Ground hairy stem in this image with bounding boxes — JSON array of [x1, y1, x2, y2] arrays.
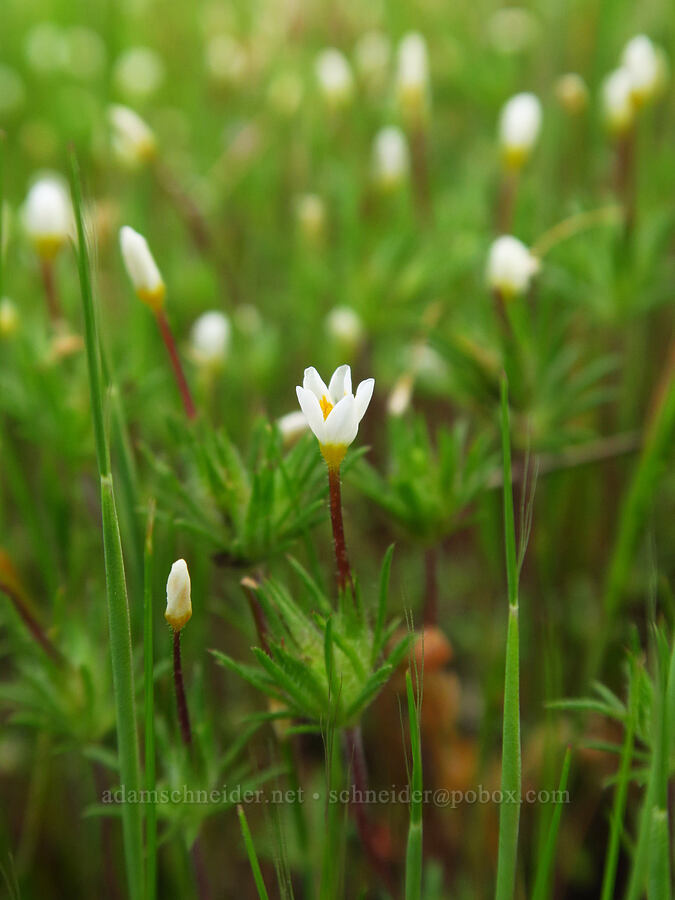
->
[[172, 630, 192, 749], [328, 467, 352, 594]]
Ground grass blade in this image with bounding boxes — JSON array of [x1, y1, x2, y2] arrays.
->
[[144, 500, 157, 900], [238, 804, 270, 900], [531, 747, 572, 900], [404, 669, 423, 900]]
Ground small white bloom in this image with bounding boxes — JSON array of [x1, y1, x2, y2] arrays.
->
[[486, 235, 539, 298], [602, 67, 635, 134], [498, 92, 542, 167], [22, 176, 73, 259], [276, 410, 310, 444], [119, 225, 165, 310], [109, 105, 156, 167], [315, 49, 354, 108], [555, 73, 588, 114], [191, 311, 231, 367], [622, 35, 661, 105], [387, 373, 413, 417], [354, 31, 391, 91], [296, 365, 374, 469], [166, 559, 192, 631], [372, 126, 409, 189], [396, 32, 429, 121], [0, 298, 19, 338], [326, 306, 364, 348]]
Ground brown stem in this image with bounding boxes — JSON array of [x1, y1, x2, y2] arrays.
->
[[155, 309, 197, 420], [343, 726, 398, 897], [410, 125, 431, 223], [172, 631, 192, 749], [190, 841, 212, 900], [0, 580, 63, 664], [241, 576, 270, 654], [496, 169, 519, 234], [614, 128, 636, 239], [328, 467, 352, 594], [39, 258, 62, 322], [422, 546, 438, 626]]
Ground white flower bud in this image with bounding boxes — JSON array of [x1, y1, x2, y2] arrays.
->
[[354, 31, 391, 92], [498, 92, 542, 168], [325, 306, 364, 349], [190, 311, 231, 368], [555, 73, 588, 115], [276, 410, 310, 444], [387, 373, 413, 417], [486, 235, 539, 298], [109, 105, 156, 168], [602, 67, 635, 135], [22, 176, 73, 259], [622, 35, 662, 105], [372, 126, 409, 189], [119, 225, 165, 311], [206, 34, 247, 87], [396, 32, 429, 122], [166, 559, 192, 631], [0, 298, 19, 338], [315, 49, 354, 108], [295, 193, 326, 244]]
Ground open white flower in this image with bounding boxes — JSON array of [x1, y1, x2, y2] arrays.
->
[[166, 559, 192, 631], [602, 67, 635, 134], [119, 225, 165, 311], [191, 310, 230, 368], [621, 35, 662, 105], [498, 92, 542, 168], [486, 235, 539, 298], [22, 176, 73, 259], [315, 49, 354, 108], [296, 365, 374, 469], [109, 104, 156, 167]]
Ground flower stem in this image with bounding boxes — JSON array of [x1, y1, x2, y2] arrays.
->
[[0, 577, 63, 664], [422, 546, 438, 626], [496, 169, 519, 234], [614, 127, 637, 239], [39, 257, 62, 322], [155, 308, 197, 420], [327, 466, 352, 594], [172, 630, 192, 749]]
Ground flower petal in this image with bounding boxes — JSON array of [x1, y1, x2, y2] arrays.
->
[[296, 386, 325, 442], [328, 364, 352, 403], [324, 393, 358, 446], [303, 366, 329, 401], [354, 378, 375, 422]]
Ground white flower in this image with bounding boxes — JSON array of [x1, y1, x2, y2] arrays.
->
[[276, 410, 310, 444], [166, 559, 192, 631], [486, 235, 539, 298], [396, 32, 429, 121], [191, 311, 231, 367], [498, 92, 542, 167], [315, 49, 354, 108], [602, 67, 635, 134], [372, 126, 409, 189], [622, 35, 662, 105], [22, 176, 73, 259], [109, 104, 156, 167], [325, 306, 364, 348], [555, 73, 588, 114], [119, 226, 165, 311], [296, 365, 374, 469]]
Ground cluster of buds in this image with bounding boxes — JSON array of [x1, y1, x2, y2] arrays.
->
[[498, 92, 542, 170], [22, 175, 73, 260], [486, 235, 539, 300], [602, 35, 667, 135]]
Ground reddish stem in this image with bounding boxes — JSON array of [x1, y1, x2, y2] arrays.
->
[[173, 631, 192, 749], [328, 467, 353, 594], [496, 169, 519, 234], [0, 580, 63, 664], [40, 258, 62, 322], [155, 309, 197, 420]]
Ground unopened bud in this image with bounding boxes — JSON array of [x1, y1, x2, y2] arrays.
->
[[555, 73, 588, 115], [486, 235, 539, 299], [166, 559, 192, 631], [191, 310, 231, 368], [22, 176, 73, 259], [372, 126, 409, 190], [109, 104, 156, 168], [119, 225, 165, 311], [396, 32, 429, 124], [315, 49, 354, 109], [498, 92, 541, 169]]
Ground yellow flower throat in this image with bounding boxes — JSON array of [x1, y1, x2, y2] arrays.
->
[[320, 395, 334, 420]]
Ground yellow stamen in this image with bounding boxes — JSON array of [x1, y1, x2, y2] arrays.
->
[[319, 394, 334, 420]]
